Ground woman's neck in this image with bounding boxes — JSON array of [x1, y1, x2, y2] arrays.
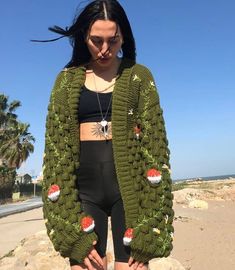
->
[[85, 58, 122, 92]]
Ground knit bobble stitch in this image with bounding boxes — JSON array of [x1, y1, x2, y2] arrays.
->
[[134, 125, 141, 140]]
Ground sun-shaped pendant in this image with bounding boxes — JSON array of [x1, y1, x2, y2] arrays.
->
[[92, 121, 112, 139]]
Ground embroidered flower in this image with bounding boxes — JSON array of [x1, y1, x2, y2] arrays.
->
[[147, 169, 162, 184], [150, 81, 155, 87], [123, 228, 134, 246], [134, 125, 141, 139], [133, 74, 141, 82], [162, 164, 171, 174], [165, 215, 169, 224], [162, 164, 169, 170], [49, 229, 55, 236], [48, 184, 60, 202], [153, 228, 161, 235], [81, 216, 95, 233], [128, 109, 134, 115]]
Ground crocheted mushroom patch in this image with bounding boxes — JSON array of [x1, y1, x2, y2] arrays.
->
[[147, 168, 162, 184], [48, 184, 60, 202], [123, 228, 134, 246], [81, 216, 95, 233]]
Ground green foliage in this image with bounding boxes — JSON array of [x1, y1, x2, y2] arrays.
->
[[18, 183, 42, 196], [172, 181, 189, 191], [0, 93, 35, 169], [0, 94, 20, 126], [0, 165, 16, 200]]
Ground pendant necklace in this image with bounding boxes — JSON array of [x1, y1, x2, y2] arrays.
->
[[92, 73, 113, 139]]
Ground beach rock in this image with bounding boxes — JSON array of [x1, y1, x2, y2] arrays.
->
[[149, 257, 185, 270], [216, 185, 235, 201], [0, 222, 114, 270], [173, 188, 203, 204], [0, 227, 185, 270], [188, 199, 208, 209], [0, 230, 70, 270], [173, 179, 235, 202]]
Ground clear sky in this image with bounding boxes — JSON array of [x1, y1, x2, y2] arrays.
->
[[1, 0, 235, 180]]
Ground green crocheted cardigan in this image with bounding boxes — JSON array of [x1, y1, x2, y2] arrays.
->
[[42, 58, 174, 263]]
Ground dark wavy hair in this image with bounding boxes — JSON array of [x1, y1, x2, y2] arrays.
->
[[35, 0, 136, 67]]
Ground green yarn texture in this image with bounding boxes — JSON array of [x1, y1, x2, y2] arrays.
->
[[42, 58, 174, 264]]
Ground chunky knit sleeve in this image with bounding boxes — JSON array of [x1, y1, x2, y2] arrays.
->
[[124, 65, 174, 263], [42, 70, 97, 263]]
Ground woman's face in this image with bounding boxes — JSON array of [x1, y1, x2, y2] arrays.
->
[[86, 20, 123, 68]]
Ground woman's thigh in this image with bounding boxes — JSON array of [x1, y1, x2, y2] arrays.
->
[[111, 199, 131, 263], [82, 201, 109, 258]]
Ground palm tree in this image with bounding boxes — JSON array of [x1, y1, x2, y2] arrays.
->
[[1, 94, 21, 166], [0, 122, 35, 169], [0, 94, 35, 169], [0, 94, 21, 129], [0, 94, 35, 200]]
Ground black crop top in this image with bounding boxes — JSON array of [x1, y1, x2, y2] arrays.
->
[[78, 85, 112, 123]]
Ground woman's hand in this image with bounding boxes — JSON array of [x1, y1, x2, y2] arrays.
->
[[83, 241, 104, 270], [128, 257, 144, 270]]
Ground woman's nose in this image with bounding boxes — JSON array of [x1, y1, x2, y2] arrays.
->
[[100, 42, 110, 56]]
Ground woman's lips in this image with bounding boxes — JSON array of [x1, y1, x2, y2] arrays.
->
[[98, 57, 110, 63]]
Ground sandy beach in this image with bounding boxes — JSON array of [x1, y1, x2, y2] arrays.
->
[[0, 178, 235, 270], [171, 178, 235, 270], [172, 200, 235, 270]]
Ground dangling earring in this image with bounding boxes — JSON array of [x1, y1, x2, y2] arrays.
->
[[118, 48, 123, 58], [118, 39, 124, 58]]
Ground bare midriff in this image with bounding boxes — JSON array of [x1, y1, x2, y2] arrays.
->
[[80, 121, 112, 141]]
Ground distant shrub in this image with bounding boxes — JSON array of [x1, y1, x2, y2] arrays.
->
[[0, 166, 16, 200], [172, 181, 189, 191], [19, 183, 42, 196]]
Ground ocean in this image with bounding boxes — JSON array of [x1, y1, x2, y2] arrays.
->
[[173, 173, 235, 182]]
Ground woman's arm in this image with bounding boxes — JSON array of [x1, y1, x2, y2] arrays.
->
[[42, 70, 98, 263], [126, 66, 174, 263]]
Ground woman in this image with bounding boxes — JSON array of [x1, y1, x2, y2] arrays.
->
[[42, 1, 174, 270]]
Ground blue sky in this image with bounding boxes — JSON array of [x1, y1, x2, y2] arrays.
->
[[1, 0, 235, 180]]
